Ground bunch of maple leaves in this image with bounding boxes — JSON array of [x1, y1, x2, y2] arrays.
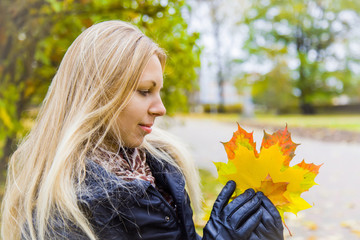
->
[[215, 124, 322, 232]]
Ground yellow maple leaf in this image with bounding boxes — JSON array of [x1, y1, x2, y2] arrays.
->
[[214, 124, 322, 224]]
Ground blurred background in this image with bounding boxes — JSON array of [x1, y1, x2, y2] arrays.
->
[[1, 0, 360, 239]]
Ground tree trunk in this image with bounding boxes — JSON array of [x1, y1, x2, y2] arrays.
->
[[300, 102, 316, 115], [213, 13, 225, 113], [0, 137, 14, 188]]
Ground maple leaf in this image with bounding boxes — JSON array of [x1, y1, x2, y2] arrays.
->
[[214, 124, 322, 225]]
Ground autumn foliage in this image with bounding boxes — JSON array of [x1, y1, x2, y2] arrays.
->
[[215, 124, 322, 225]]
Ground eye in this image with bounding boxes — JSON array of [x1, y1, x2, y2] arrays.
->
[[138, 90, 150, 96]]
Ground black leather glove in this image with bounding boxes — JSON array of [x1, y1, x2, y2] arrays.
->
[[202, 181, 263, 240], [249, 192, 284, 240]]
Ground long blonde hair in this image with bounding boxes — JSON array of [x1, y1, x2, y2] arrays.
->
[[1, 20, 201, 240]]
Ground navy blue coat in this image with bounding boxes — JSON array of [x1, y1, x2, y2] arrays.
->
[[74, 153, 201, 240]]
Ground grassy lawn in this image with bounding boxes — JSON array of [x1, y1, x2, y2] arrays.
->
[[177, 113, 360, 132], [182, 112, 360, 234], [195, 168, 223, 235], [249, 114, 360, 132]]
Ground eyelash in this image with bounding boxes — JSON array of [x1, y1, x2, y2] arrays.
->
[[138, 90, 150, 96]]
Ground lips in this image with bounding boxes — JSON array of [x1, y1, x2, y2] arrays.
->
[[139, 124, 153, 134]]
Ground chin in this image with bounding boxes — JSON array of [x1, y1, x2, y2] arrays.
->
[[124, 138, 144, 148]]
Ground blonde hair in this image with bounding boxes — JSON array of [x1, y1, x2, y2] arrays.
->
[[1, 20, 201, 240]]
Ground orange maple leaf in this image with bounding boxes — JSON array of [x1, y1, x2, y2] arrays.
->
[[258, 174, 290, 206], [214, 124, 322, 225]]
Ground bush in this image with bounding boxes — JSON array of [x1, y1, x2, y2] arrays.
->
[[202, 103, 243, 114]]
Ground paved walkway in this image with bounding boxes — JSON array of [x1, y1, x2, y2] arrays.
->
[[163, 117, 360, 240]]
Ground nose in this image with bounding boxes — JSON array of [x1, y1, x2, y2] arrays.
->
[[149, 95, 166, 116]]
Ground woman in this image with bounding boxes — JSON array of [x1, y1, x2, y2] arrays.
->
[[1, 20, 283, 239]]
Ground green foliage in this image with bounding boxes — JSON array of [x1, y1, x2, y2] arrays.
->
[[251, 60, 298, 113], [140, 2, 201, 113], [0, 85, 21, 157], [203, 103, 243, 114], [0, 0, 200, 161], [237, 0, 360, 114], [195, 168, 223, 233]]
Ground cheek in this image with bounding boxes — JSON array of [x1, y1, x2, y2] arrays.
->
[[116, 108, 142, 136], [115, 97, 148, 141], [125, 101, 148, 120], [119, 120, 144, 147], [118, 106, 138, 124]]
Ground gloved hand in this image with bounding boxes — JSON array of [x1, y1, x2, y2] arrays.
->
[[249, 192, 284, 240], [202, 181, 263, 240]]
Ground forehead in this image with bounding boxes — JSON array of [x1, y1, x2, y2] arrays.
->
[[139, 55, 163, 84]]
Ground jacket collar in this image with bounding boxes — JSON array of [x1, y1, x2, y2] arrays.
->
[[146, 153, 185, 195], [78, 160, 151, 206], [147, 154, 197, 239]]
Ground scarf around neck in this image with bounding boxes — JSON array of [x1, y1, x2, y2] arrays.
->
[[92, 147, 156, 187], [91, 147, 176, 209]]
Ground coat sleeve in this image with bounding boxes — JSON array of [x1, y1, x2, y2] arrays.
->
[[21, 215, 90, 240], [77, 198, 133, 240], [35, 201, 131, 240]]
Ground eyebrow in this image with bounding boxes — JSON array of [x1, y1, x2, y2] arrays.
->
[[140, 79, 163, 89], [141, 80, 157, 87]]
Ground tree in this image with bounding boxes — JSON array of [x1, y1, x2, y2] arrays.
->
[[238, 0, 360, 114], [208, 0, 226, 112], [141, 3, 201, 113], [0, 0, 200, 175], [189, 0, 245, 113], [252, 59, 297, 113]]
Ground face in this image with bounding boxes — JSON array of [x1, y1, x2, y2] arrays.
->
[[117, 55, 166, 147]]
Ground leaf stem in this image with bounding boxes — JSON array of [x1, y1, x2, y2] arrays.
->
[[283, 220, 292, 237]]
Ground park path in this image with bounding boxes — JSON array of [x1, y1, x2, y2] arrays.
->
[[162, 117, 360, 240]]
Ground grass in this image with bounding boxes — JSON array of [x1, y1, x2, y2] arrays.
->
[[195, 168, 222, 235], [250, 114, 360, 132], [176, 113, 360, 132]]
